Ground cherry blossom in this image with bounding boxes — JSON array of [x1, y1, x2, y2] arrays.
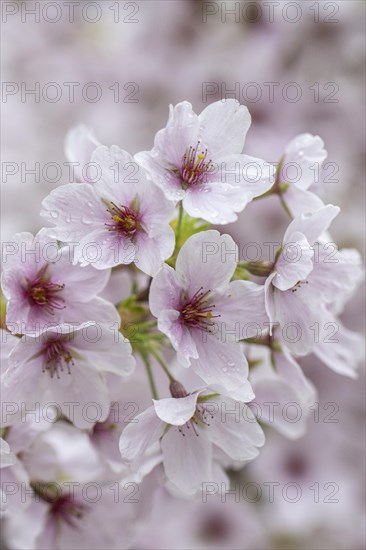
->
[[136, 99, 275, 224], [41, 146, 175, 276], [149, 230, 268, 400], [1, 323, 135, 429], [1, 230, 119, 333], [119, 384, 264, 495], [264, 205, 363, 369]]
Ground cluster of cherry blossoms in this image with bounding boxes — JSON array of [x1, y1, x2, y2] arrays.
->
[[1, 99, 363, 549]]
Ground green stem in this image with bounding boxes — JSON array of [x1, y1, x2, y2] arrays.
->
[[150, 349, 175, 382], [252, 188, 277, 201], [279, 195, 293, 219], [141, 354, 159, 399], [175, 202, 184, 244]]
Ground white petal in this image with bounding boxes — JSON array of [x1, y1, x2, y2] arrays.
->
[[273, 231, 314, 291], [161, 424, 212, 494], [119, 406, 164, 466], [176, 230, 237, 294], [282, 133, 327, 190], [199, 99, 251, 156], [284, 204, 339, 247], [206, 397, 265, 461], [153, 392, 200, 426], [192, 339, 254, 402]]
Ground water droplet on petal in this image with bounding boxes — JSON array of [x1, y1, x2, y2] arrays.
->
[[50, 211, 58, 219]]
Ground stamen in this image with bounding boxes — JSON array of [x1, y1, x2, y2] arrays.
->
[[27, 265, 65, 315], [180, 287, 220, 332], [42, 339, 74, 379], [180, 141, 214, 188], [104, 201, 140, 237]]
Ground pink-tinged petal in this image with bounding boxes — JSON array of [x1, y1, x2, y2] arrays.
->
[[284, 204, 340, 246], [149, 264, 184, 316], [64, 125, 100, 182], [1, 232, 43, 275], [41, 183, 107, 242], [2, 270, 31, 332], [283, 185, 324, 217], [136, 179, 176, 231], [214, 280, 268, 339], [313, 318, 363, 378], [48, 362, 111, 429], [183, 182, 242, 224], [119, 406, 165, 465], [56, 296, 120, 328], [54, 250, 111, 301], [304, 247, 363, 308], [73, 229, 135, 270], [271, 288, 324, 356], [152, 101, 200, 168], [218, 154, 275, 199], [134, 152, 185, 202], [161, 424, 212, 494], [206, 397, 265, 461], [176, 230, 237, 294], [73, 326, 135, 376], [91, 145, 144, 206], [199, 99, 251, 157], [273, 231, 314, 291], [158, 309, 198, 360], [282, 133, 327, 191], [192, 339, 254, 402], [153, 392, 200, 426], [134, 227, 175, 276]]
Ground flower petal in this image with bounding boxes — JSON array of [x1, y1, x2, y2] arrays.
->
[[153, 392, 200, 426]]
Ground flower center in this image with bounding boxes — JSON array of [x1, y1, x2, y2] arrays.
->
[[49, 494, 88, 528], [180, 287, 220, 332], [104, 200, 140, 237], [180, 141, 214, 188], [31, 483, 88, 528], [27, 266, 65, 315], [42, 339, 74, 379]]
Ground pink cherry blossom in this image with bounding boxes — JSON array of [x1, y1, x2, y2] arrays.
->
[[1, 230, 119, 334], [136, 99, 275, 224], [41, 146, 175, 276], [278, 133, 327, 217], [265, 205, 363, 369], [119, 385, 264, 495], [149, 230, 268, 400], [1, 323, 135, 429]]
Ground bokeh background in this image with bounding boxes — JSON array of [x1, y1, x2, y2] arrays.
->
[[1, 0, 365, 548]]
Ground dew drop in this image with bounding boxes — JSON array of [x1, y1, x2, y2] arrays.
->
[[50, 211, 58, 219]]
